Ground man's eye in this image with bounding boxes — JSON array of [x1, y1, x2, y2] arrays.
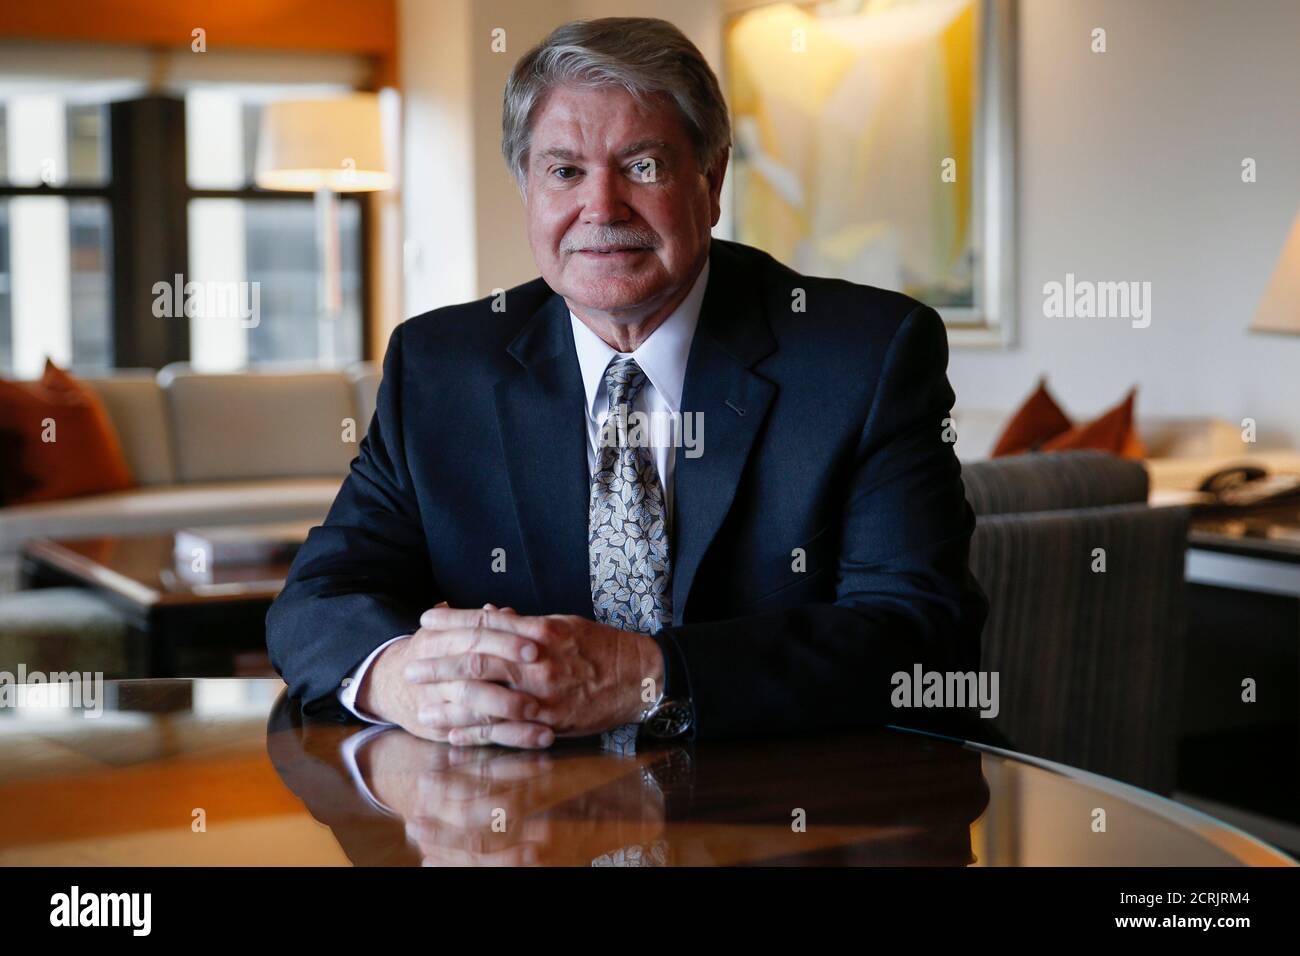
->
[[630, 160, 656, 179], [552, 166, 579, 181]]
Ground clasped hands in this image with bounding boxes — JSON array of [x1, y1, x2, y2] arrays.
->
[[357, 604, 665, 749]]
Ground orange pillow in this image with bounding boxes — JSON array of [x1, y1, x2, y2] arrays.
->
[[0, 359, 133, 506], [1041, 388, 1145, 458], [991, 378, 1072, 457]]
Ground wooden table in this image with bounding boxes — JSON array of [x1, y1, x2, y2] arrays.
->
[[19, 535, 291, 677], [0, 678, 1292, 867]]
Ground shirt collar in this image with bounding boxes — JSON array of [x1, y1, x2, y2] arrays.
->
[[570, 257, 709, 420]]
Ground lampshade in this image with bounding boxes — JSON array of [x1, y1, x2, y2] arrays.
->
[[254, 93, 392, 192], [1251, 207, 1300, 335]]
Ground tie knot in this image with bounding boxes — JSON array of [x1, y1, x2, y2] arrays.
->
[[603, 358, 647, 409]]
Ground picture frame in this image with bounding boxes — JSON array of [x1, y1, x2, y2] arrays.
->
[[721, 0, 1017, 347]]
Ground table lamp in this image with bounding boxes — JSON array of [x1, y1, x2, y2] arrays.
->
[[254, 93, 393, 362], [1251, 205, 1300, 336]]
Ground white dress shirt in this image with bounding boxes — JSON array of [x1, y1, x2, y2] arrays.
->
[[336, 259, 709, 725], [571, 257, 707, 520]]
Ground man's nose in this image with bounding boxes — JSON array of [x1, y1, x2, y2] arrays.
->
[[580, 168, 631, 225]]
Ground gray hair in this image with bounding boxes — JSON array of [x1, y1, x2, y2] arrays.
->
[[501, 17, 731, 191]]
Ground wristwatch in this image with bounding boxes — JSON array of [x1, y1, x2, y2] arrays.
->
[[637, 629, 694, 741], [600, 629, 694, 754], [639, 696, 693, 739]]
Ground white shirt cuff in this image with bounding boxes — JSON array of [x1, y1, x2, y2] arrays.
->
[[336, 635, 408, 725], [340, 724, 401, 817]]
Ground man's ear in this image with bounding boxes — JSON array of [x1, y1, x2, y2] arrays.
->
[[707, 148, 729, 227]]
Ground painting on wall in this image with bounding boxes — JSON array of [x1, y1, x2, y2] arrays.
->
[[724, 0, 1016, 345]]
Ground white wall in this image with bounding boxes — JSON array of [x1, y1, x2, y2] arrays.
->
[[946, 0, 1300, 447], [398, 0, 1300, 445], [468, 0, 568, 296], [399, 0, 477, 318]]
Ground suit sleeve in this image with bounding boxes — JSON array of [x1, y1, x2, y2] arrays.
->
[[661, 305, 988, 740], [266, 322, 437, 718]]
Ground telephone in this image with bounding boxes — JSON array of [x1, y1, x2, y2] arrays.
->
[[1197, 465, 1300, 508]]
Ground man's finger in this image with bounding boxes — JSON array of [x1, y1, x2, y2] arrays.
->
[[409, 626, 540, 664], [448, 721, 555, 749], [415, 702, 500, 731], [426, 680, 540, 722], [405, 653, 520, 685], [420, 606, 550, 640]]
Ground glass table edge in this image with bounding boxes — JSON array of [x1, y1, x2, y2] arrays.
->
[[887, 723, 1298, 867]]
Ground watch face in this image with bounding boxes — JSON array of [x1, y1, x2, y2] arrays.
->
[[644, 700, 692, 738]]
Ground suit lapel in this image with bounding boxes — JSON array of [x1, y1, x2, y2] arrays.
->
[[494, 294, 594, 617], [494, 241, 780, 623], [671, 242, 778, 622]]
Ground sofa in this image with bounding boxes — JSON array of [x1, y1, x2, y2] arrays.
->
[[0, 363, 380, 593], [961, 451, 1190, 794]]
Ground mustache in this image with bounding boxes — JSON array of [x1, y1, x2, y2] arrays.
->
[[560, 225, 662, 253]]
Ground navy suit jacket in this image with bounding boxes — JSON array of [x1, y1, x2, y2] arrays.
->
[[266, 238, 987, 739]]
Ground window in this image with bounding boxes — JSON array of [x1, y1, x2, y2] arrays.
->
[[0, 93, 114, 377], [0, 81, 370, 377], [184, 89, 365, 371]]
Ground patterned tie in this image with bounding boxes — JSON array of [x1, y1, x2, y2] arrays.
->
[[589, 358, 672, 755], [588, 357, 673, 634]]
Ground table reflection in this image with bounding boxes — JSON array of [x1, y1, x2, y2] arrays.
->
[[266, 693, 990, 866], [3, 680, 1290, 866]]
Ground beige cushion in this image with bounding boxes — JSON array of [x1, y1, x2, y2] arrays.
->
[[84, 371, 176, 485], [161, 368, 359, 482], [0, 477, 342, 557]]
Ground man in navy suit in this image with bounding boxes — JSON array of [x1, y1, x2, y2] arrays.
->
[[267, 17, 987, 752]]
